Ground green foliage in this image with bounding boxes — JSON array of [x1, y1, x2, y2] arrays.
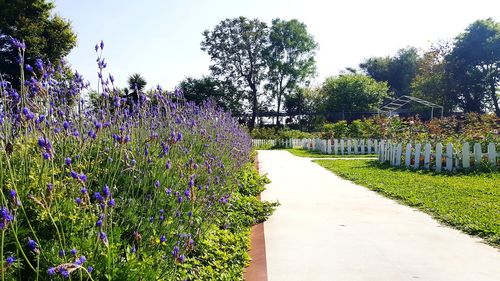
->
[[264, 18, 317, 126], [0, 0, 76, 82], [201, 17, 268, 130], [177, 164, 277, 280], [360, 47, 420, 97], [315, 159, 500, 246], [179, 76, 243, 112], [318, 113, 500, 145], [446, 18, 500, 116], [318, 74, 390, 113]]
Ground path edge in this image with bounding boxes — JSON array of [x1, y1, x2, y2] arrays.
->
[[243, 152, 268, 281]]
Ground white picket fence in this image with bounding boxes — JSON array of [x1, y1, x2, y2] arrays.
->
[[252, 138, 380, 155], [378, 141, 500, 171]]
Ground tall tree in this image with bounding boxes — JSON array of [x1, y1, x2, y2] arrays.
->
[[0, 0, 76, 84], [263, 19, 317, 127], [201, 17, 268, 130], [178, 76, 243, 112], [411, 42, 456, 114], [446, 18, 500, 116], [360, 47, 420, 97]]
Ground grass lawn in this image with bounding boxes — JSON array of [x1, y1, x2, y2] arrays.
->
[[314, 159, 500, 247], [285, 148, 378, 158]]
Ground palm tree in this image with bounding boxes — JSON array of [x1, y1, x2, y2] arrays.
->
[[126, 73, 147, 105]]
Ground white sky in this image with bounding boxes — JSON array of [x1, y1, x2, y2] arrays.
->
[[54, 0, 500, 90]]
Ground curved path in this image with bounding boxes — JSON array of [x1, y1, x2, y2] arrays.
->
[[259, 150, 500, 281]]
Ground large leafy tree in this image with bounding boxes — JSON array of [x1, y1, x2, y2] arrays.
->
[[0, 0, 76, 84], [446, 18, 500, 116], [318, 74, 390, 113], [201, 17, 268, 130], [178, 76, 243, 112], [263, 19, 317, 127], [360, 47, 420, 97], [411, 42, 456, 114]]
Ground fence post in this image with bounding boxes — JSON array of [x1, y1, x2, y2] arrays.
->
[[446, 143, 453, 171], [334, 139, 339, 155], [487, 143, 496, 165], [405, 143, 412, 167], [474, 143, 482, 166], [327, 139, 331, 154], [347, 140, 352, 155], [424, 143, 431, 170], [379, 142, 385, 162], [414, 143, 421, 169], [367, 139, 372, 154], [435, 143, 443, 172], [352, 139, 358, 155], [374, 140, 379, 154], [462, 143, 470, 169], [340, 139, 345, 155], [395, 143, 402, 166]]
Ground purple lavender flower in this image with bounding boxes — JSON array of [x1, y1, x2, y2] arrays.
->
[[75, 197, 82, 204], [102, 185, 110, 197], [75, 255, 86, 265], [65, 157, 72, 165], [87, 266, 93, 273], [96, 219, 103, 227], [47, 267, 56, 276], [42, 152, 51, 160], [9, 190, 16, 198], [6, 256, 15, 265], [172, 246, 179, 257], [154, 180, 160, 188], [79, 173, 87, 182], [35, 58, 44, 70], [27, 239, 37, 251], [59, 249, 66, 257], [160, 235, 166, 243], [70, 248, 77, 256], [70, 171, 78, 179], [94, 192, 103, 202], [61, 269, 69, 278], [108, 198, 115, 207], [25, 64, 33, 72], [80, 188, 87, 194]]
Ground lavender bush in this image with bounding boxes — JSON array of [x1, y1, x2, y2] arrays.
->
[[0, 39, 256, 280]]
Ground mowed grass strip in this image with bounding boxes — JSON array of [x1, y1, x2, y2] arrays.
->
[[314, 159, 500, 247], [286, 148, 378, 158]]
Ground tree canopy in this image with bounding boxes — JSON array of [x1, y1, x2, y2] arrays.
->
[[201, 17, 268, 130], [318, 74, 390, 113], [263, 19, 317, 126], [0, 0, 77, 84]]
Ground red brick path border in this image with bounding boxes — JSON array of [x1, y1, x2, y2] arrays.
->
[[243, 154, 268, 281]]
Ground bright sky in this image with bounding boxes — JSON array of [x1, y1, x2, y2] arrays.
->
[[54, 0, 500, 91]]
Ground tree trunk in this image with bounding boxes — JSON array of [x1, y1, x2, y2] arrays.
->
[[249, 85, 258, 131], [490, 80, 500, 117], [276, 92, 281, 128]]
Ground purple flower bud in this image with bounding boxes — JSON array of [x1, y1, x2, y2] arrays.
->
[[27, 239, 37, 251], [63, 121, 70, 130], [47, 267, 56, 276], [160, 235, 166, 243], [35, 58, 43, 70], [102, 185, 110, 197], [79, 173, 87, 182], [108, 198, 115, 207], [75, 197, 82, 204], [80, 188, 87, 194], [25, 64, 33, 72], [42, 152, 51, 160], [100, 40, 104, 50], [65, 157, 72, 165], [94, 192, 103, 202], [9, 190, 16, 198], [59, 249, 66, 257], [154, 180, 160, 188], [6, 256, 15, 265], [70, 248, 77, 256], [87, 266, 93, 273]]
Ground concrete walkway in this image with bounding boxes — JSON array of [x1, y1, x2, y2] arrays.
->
[[259, 150, 500, 281]]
